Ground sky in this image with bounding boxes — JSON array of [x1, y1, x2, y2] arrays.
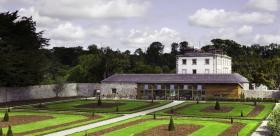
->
[[1, 0, 280, 52]]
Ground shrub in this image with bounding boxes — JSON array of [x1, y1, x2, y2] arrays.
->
[[240, 111, 244, 117], [92, 112, 95, 117], [215, 101, 220, 110], [0, 127, 3, 136], [230, 117, 233, 124], [3, 110, 9, 122], [254, 99, 257, 106], [153, 113, 156, 119], [268, 109, 280, 136], [196, 98, 199, 104], [97, 96, 102, 106], [6, 126, 13, 136], [84, 131, 88, 136], [7, 108, 11, 112], [168, 116, 175, 131], [170, 108, 175, 114]]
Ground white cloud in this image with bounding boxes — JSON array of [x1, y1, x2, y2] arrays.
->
[[121, 27, 184, 52], [247, 0, 278, 12], [254, 34, 280, 44], [88, 25, 123, 38], [18, 7, 60, 27], [237, 25, 253, 35], [32, 0, 150, 20], [188, 8, 275, 28], [49, 22, 85, 41]]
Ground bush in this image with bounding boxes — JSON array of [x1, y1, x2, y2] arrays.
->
[[6, 126, 13, 136], [116, 105, 119, 112], [268, 109, 280, 136], [97, 96, 102, 106], [230, 117, 233, 124], [170, 108, 175, 114], [196, 98, 199, 104], [168, 116, 175, 131], [153, 113, 156, 119], [92, 112, 95, 117], [254, 99, 257, 106], [215, 101, 220, 110], [0, 127, 3, 136], [84, 131, 88, 136], [3, 110, 9, 122], [240, 111, 244, 117]]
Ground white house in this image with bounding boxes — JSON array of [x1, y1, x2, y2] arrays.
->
[[176, 52, 232, 74]]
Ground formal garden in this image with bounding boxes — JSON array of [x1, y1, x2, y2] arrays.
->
[[65, 100, 277, 136]]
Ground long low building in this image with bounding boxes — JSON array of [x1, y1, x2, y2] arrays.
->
[[101, 73, 249, 100]]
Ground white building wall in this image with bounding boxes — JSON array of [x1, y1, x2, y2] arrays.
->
[[177, 54, 232, 74]]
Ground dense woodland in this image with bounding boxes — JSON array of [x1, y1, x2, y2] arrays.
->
[[1, 11, 280, 89]]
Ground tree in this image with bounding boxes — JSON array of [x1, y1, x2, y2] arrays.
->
[[53, 77, 65, 97], [171, 42, 179, 55], [179, 41, 191, 54], [168, 116, 175, 131], [240, 111, 244, 117], [230, 117, 233, 124], [215, 101, 220, 110], [145, 42, 164, 66], [6, 126, 13, 136], [153, 113, 156, 119], [0, 11, 49, 87], [3, 110, 9, 122]]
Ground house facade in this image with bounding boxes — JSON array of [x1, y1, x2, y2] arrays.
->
[[100, 52, 249, 100], [177, 53, 232, 74], [101, 73, 249, 100]]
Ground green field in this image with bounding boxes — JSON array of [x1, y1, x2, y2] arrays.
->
[[0, 110, 117, 136], [27, 99, 170, 113], [158, 101, 275, 119], [70, 116, 260, 136]]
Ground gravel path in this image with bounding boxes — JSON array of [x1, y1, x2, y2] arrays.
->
[[251, 103, 279, 136], [44, 100, 184, 136]]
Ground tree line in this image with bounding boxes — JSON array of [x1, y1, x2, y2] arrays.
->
[[1, 11, 280, 89]]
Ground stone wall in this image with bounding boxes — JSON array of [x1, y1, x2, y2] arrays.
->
[[244, 90, 280, 98], [0, 83, 100, 103], [100, 83, 137, 99]]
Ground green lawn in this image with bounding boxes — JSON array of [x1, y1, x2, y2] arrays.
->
[[70, 116, 260, 136], [0, 110, 117, 135], [27, 99, 170, 113], [158, 101, 275, 119]]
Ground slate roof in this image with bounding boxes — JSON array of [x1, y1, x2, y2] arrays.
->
[[177, 52, 231, 58], [101, 73, 249, 84]]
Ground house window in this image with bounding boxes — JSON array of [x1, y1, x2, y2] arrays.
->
[[156, 84, 161, 90], [193, 69, 197, 74], [182, 69, 187, 74], [192, 59, 197, 65], [170, 84, 175, 90], [112, 88, 117, 94], [144, 84, 149, 90], [183, 85, 188, 90], [197, 85, 202, 90], [205, 69, 210, 73], [205, 59, 210, 65], [182, 59, 187, 65]]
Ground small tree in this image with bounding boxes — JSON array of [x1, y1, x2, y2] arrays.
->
[[240, 111, 244, 117], [170, 108, 175, 114], [253, 98, 257, 106], [0, 127, 3, 136], [215, 101, 220, 110], [6, 126, 13, 136], [92, 111, 95, 117], [153, 113, 156, 119], [3, 110, 9, 122], [230, 117, 233, 124], [84, 131, 88, 136], [116, 105, 119, 112], [7, 108, 11, 112], [53, 77, 65, 97], [168, 116, 175, 131], [97, 95, 102, 106], [196, 98, 199, 104]]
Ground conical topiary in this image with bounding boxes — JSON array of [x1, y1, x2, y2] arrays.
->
[[240, 111, 244, 117], [230, 117, 233, 124], [0, 127, 3, 136], [215, 101, 220, 110], [3, 110, 9, 122], [6, 126, 13, 136], [116, 105, 119, 112], [170, 108, 174, 114], [92, 111, 95, 117], [253, 99, 257, 106], [84, 131, 88, 136], [168, 116, 175, 131], [153, 113, 156, 119]]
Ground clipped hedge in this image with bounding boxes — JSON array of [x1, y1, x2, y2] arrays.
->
[[268, 108, 280, 136]]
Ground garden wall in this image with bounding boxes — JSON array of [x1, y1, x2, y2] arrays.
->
[[100, 83, 137, 99], [244, 90, 280, 98], [0, 83, 100, 103]]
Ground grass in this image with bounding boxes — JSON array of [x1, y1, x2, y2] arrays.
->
[[0, 110, 117, 135], [157, 101, 275, 119], [70, 116, 260, 136], [26, 99, 170, 113]]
